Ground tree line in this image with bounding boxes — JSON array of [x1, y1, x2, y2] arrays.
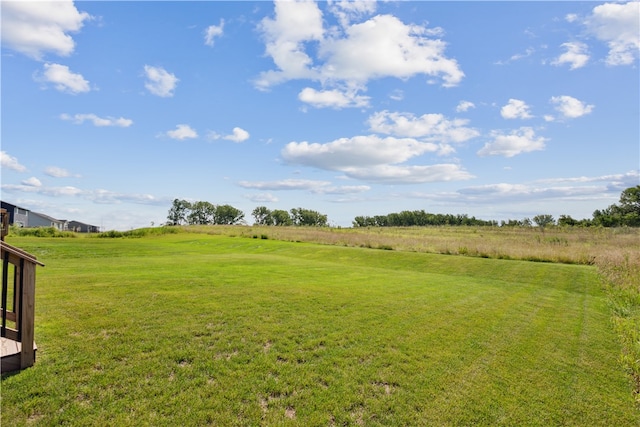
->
[[166, 199, 245, 226], [166, 200, 328, 227], [251, 206, 328, 227], [166, 185, 640, 228], [353, 212, 498, 227]]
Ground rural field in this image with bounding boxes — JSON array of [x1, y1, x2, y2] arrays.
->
[[2, 226, 639, 426]]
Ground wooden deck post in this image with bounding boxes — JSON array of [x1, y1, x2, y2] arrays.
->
[[19, 260, 36, 368]]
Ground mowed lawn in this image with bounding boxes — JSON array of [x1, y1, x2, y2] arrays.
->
[[2, 234, 638, 426]]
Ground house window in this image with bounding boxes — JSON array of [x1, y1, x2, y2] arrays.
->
[[16, 208, 28, 215]]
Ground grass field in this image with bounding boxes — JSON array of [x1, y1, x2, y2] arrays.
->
[[2, 229, 639, 425]]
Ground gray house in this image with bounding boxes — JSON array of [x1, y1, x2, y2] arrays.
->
[[67, 220, 100, 233], [26, 211, 65, 230], [0, 201, 99, 232]]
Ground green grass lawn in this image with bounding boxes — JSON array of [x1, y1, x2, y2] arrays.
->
[[2, 233, 638, 426]]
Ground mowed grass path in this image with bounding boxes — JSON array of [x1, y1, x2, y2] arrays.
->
[[2, 234, 638, 426]]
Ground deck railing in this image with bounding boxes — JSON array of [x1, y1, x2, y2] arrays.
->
[[1, 240, 43, 371]]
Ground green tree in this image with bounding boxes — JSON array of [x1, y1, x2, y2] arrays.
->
[[593, 185, 640, 227], [252, 206, 273, 225], [167, 199, 191, 226], [215, 204, 245, 225], [290, 208, 328, 227], [533, 214, 555, 229], [557, 215, 578, 227], [271, 209, 293, 226], [617, 185, 640, 226], [188, 201, 216, 225]]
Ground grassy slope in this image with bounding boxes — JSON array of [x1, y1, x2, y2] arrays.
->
[[2, 234, 638, 426]]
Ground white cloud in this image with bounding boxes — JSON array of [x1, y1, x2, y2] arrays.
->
[[298, 87, 370, 109], [224, 127, 250, 143], [550, 95, 594, 119], [209, 127, 251, 143], [238, 179, 370, 194], [245, 193, 279, 203], [255, 0, 324, 89], [204, 20, 224, 46], [144, 65, 178, 97], [495, 47, 535, 65], [328, 0, 377, 27], [60, 113, 133, 127], [238, 179, 332, 191], [389, 89, 404, 101], [255, 2, 464, 93], [368, 110, 479, 144], [585, 1, 640, 66], [22, 177, 42, 187], [565, 14, 579, 23], [500, 99, 533, 119], [165, 124, 198, 140], [37, 63, 90, 94], [44, 166, 74, 178], [1, 0, 91, 60], [456, 100, 475, 112], [2, 184, 84, 198], [342, 163, 474, 184], [319, 14, 464, 88], [536, 170, 639, 187], [1, 151, 27, 172], [457, 171, 640, 204], [312, 185, 371, 195], [282, 135, 439, 170], [1, 183, 168, 206], [552, 42, 590, 69], [477, 127, 547, 157]]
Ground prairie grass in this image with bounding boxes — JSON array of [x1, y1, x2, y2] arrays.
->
[[2, 232, 638, 425], [183, 224, 639, 266], [596, 250, 640, 402]]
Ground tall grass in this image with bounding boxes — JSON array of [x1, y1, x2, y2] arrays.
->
[[183, 224, 638, 266], [596, 250, 640, 402]]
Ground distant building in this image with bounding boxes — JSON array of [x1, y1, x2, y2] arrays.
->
[[66, 220, 100, 233], [0, 201, 99, 233], [26, 210, 66, 230]]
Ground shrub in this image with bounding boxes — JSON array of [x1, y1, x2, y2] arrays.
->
[[10, 226, 76, 238]]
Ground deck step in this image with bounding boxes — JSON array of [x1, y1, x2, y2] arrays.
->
[[1, 337, 37, 373]]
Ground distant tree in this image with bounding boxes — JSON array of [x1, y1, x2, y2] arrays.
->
[[353, 216, 374, 227], [533, 214, 555, 229], [354, 210, 498, 227], [557, 215, 578, 227], [290, 208, 328, 227], [593, 185, 640, 227], [617, 185, 640, 226], [167, 199, 191, 225], [501, 219, 524, 227], [271, 209, 293, 226], [188, 201, 216, 225], [215, 204, 245, 225], [252, 206, 273, 225]]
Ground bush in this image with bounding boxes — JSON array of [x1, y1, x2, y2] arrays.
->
[[10, 226, 76, 238], [97, 226, 182, 239]]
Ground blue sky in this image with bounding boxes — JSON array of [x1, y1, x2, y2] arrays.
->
[[1, 0, 638, 230]]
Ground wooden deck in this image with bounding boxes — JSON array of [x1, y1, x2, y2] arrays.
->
[[1, 337, 36, 373]]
